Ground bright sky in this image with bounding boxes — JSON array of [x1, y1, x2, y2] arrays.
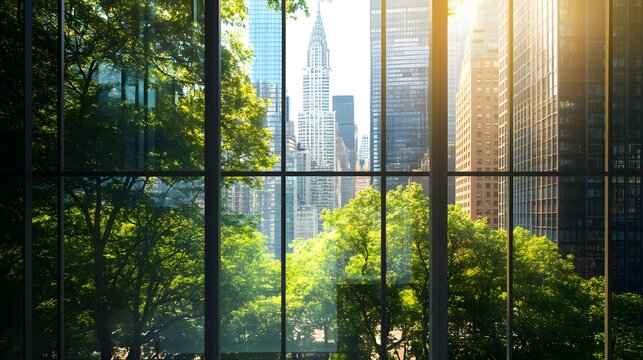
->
[[285, 0, 477, 140]]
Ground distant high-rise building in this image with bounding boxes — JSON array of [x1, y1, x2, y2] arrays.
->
[[229, 0, 285, 257], [498, 0, 606, 278], [358, 134, 370, 166], [371, 0, 429, 188], [336, 137, 354, 206], [610, 0, 642, 295], [333, 95, 357, 158], [333, 95, 356, 206], [455, 0, 500, 228], [297, 7, 337, 230], [448, 6, 474, 205]]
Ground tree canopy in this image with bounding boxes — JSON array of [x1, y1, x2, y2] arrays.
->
[[283, 184, 643, 360]]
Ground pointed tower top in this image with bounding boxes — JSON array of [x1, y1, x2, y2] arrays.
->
[[306, 0, 329, 69], [314, 2, 323, 29]]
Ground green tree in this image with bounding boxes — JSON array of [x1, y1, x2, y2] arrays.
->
[[62, 177, 205, 359], [285, 184, 643, 359], [220, 214, 281, 357]]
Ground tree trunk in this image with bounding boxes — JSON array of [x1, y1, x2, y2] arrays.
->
[[127, 339, 142, 360], [96, 309, 113, 360]]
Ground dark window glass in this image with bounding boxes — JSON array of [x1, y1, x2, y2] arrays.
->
[[64, 0, 204, 172], [0, 0, 24, 174], [0, 178, 24, 358], [33, 178, 58, 358], [64, 176, 204, 358]]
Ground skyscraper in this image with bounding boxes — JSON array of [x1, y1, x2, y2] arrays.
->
[[248, 0, 283, 165], [358, 134, 370, 168], [498, 0, 606, 278], [333, 95, 356, 206], [449, 6, 474, 204], [297, 7, 337, 225], [333, 95, 357, 158], [371, 0, 429, 186], [455, 0, 500, 228], [231, 0, 285, 257], [610, 0, 642, 295]]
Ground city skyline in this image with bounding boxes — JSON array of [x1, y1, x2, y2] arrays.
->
[[247, 0, 641, 293]]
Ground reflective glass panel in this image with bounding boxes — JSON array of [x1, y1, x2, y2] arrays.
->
[[64, 176, 204, 358], [64, 0, 205, 171], [287, 176, 380, 358]]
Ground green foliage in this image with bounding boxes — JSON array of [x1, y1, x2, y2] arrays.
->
[[221, 214, 281, 353], [16, 0, 297, 357], [613, 292, 643, 359], [283, 184, 643, 359], [62, 177, 205, 359]]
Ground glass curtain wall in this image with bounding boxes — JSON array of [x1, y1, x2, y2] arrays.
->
[[2, 0, 643, 359]]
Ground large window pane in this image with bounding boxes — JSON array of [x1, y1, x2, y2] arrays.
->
[[221, 177, 281, 358], [382, 0, 430, 177], [449, 176, 506, 358], [64, 0, 204, 172], [611, 176, 643, 357], [64, 176, 204, 359], [385, 178, 432, 359], [448, 3, 474, 176], [0, 0, 24, 174], [33, 178, 58, 359], [33, 0, 58, 172], [0, 178, 24, 358], [505, 1, 606, 172], [287, 176, 380, 359], [221, 0, 283, 174], [512, 176, 604, 358], [286, 1, 370, 173]]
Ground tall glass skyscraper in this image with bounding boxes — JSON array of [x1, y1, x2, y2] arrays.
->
[[499, 0, 607, 279], [245, 0, 286, 257], [370, 0, 430, 186], [610, 0, 642, 295]]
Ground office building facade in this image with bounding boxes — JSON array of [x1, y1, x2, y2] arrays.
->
[[370, 0, 430, 186], [498, 0, 606, 278], [455, 0, 500, 228]]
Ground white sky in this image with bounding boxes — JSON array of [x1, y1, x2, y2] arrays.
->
[[285, 0, 477, 140]]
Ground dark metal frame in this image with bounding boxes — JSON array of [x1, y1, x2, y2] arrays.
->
[[429, 0, 449, 358], [12, 0, 627, 359], [24, 0, 34, 358], [604, 0, 613, 357], [204, 0, 222, 358]]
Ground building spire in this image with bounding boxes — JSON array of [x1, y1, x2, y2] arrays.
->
[[306, 0, 329, 69], [312, 1, 325, 41]]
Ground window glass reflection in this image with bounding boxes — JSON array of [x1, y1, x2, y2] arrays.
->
[[64, 0, 204, 171], [64, 177, 204, 359]]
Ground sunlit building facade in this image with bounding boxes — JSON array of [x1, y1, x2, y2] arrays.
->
[[499, 0, 606, 278], [456, 0, 500, 228]]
